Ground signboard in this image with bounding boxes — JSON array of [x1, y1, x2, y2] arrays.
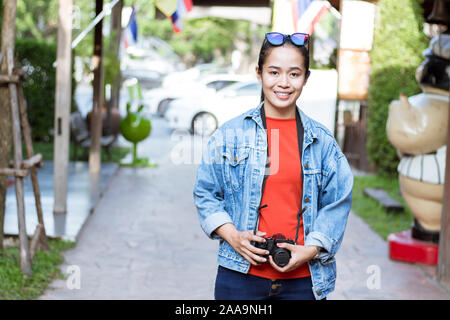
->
[[338, 49, 371, 100]]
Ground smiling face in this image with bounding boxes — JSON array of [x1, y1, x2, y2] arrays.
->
[[256, 45, 309, 118]]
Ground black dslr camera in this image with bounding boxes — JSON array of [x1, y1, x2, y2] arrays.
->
[[252, 233, 294, 267]]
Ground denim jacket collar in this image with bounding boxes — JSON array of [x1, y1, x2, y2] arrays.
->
[[244, 101, 318, 146]]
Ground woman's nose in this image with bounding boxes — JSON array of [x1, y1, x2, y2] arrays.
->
[[278, 74, 289, 87]]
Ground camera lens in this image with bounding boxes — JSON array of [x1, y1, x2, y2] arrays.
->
[[273, 249, 291, 267]]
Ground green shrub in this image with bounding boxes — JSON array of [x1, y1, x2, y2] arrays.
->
[[366, 0, 428, 176], [15, 38, 56, 142], [15, 38, 76, 142]]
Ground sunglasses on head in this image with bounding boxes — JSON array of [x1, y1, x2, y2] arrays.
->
[[265, 32, 310, 46]]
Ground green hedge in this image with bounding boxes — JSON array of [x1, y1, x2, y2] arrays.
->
[[366, 0, 428, 175], [15, 38, 76, 142]]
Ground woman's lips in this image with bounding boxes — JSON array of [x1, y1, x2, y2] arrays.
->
[[274, 91, 291, 100]]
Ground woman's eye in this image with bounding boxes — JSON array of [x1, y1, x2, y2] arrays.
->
[[290, 73, 299, 77], [270, 70, 278, 75]]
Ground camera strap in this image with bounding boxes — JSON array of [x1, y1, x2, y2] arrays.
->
[[254, 104, 305, 244], [294, 207, 308, 244]]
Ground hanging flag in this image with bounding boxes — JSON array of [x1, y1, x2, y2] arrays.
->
[[171, 11, 182, 33], [128, 6, 138, 43], [296, 0, 330, 35], [183, 0, 193, 11], [170, 0, 193, 33], [122, 6, 138, 49], [155, 0, 178, 18], [272, 0, 332, 34]]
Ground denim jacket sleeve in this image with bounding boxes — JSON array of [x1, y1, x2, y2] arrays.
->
[[193, 133, 233, 240], [304, 142, 353, 263]]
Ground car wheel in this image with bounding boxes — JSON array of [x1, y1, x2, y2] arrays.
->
[[192, 112, 218, 136]]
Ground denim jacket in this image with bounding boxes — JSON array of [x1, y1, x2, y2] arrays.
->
[[193, 102, 353, 300]]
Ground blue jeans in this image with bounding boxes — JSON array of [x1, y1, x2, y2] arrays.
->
[[214, 266, 317, 300]]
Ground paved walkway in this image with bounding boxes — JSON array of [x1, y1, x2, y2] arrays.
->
[[39, 136, 450, 300], [330, 212, 448, 299]]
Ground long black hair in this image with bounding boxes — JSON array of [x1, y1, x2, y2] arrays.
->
[[257, 37, 310, 102]]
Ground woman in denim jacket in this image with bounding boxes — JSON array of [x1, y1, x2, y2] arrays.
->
[[193, 32, 353, 300]]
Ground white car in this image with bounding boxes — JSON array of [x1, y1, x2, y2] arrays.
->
[[165, 80, 262, 136], [146, 72, 255, 116]]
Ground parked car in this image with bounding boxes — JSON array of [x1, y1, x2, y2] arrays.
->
[[121, 37, 185, 89], [165, 80, 262, 136], [147, 73, 255, 117], [161, 63, 229, 89], [122, 67, 163, 89]]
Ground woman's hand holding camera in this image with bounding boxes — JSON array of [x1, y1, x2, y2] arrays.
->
[[268, 244, 318, 273], [215, 223, 270, 266]]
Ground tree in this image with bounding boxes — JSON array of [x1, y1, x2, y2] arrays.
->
[[0, 0, 17, 251], [15, 0, 58, 40]]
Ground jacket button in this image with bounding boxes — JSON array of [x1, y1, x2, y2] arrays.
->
[[305, 197, 310, 203], [304, 163, 309, 169], [317, 290, 322, 296], [309, 260, 315, 266], [305, 229, 309, 235]]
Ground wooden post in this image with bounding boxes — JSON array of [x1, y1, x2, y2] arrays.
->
[[17, 83, 48, 251], [0, 0, 17, 251], [7, 47, 31, 276], [108, 0, 123, 135], [89, 0, 104, 174], [53, 0, 73, 215], [437, 92, 450, 289], [0, 168, 28, 177], [29, 223, 44, 260], [334, 0, 343, 139]]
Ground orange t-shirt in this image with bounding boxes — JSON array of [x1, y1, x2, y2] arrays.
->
[[248, 116, 310, 279]]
